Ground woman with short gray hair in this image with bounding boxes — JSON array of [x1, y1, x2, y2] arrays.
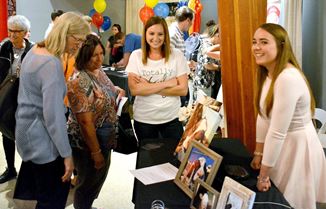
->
[[0, 15, 33, 184]]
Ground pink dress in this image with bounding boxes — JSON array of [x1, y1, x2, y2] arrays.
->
[[257, 68, 326, 209]]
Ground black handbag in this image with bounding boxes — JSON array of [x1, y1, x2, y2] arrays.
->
[[0, 57, 18, 140], [114, 110, 139, 155]]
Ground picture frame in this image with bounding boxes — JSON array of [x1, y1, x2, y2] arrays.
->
[[174, 140, 223, 198], [175, 101, 222, 162], [190, 179, 220, 209], [215, 177, 256, 209]]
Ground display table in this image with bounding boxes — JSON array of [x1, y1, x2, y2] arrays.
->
[[103, 67, 131, 101], [133, 138, 292, 209]]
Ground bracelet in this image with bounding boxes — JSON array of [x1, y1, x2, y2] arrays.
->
[[257, 175, 270, 183], [91, 149, 101, 156], [254, 151, 263, 156]]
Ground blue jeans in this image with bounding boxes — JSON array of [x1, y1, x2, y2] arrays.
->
[[73, 122, 114, 209], [96, 122, 116, 150]]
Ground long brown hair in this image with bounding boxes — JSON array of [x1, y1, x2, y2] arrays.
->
[[141, 16, 170, 64], [254, 23, 315, 117]]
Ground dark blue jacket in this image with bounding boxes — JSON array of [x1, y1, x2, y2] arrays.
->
[[0, 38, 33, 84]]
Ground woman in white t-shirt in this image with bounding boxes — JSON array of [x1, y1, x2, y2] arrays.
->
[[126, 16, 189, 147]]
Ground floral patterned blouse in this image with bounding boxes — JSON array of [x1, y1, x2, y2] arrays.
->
[[193, 37, 221, 89], [67, 69, 118, 149]]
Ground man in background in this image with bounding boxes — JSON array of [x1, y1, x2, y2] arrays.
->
[[169, 6, 194, 55], [44, 9, 64, 38], [113, 33, 141, 68], [169, 6, 194, 106]]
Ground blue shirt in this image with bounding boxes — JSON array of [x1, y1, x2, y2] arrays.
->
[[15, 49, 72, 164], [123, 33, 141, 53]]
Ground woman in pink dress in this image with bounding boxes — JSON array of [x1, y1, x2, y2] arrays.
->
[[250, 23, 326, 209]]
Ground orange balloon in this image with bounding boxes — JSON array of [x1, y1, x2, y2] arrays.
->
[[139, 5, 154, 24]]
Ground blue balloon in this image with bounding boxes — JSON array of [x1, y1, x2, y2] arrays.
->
[[153, 3, 169, 18], [101, 16, 111, 31], [177, 0, 188, 8], [89, 8, 96, 17]]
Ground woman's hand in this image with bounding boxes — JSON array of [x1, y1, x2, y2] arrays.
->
[[91, 151, 105, 170], [164, 77, 178, 88], [250, 155, 262, 170], [130, 74, 147, 84], [257, 175, 271, 192], [62, 156, 74, 182], [115, 86, 126, 103]]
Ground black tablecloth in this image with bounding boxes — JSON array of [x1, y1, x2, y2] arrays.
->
[[104, 68, 131, 101], [133, 138, 292, 209]]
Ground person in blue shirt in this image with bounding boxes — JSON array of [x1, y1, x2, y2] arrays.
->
[[113, 33, 141, 68]]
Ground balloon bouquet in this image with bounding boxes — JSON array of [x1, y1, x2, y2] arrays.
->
[[139, 0, 170, 24], [138, 0, 202, 33], [88, 0, 112, 35]]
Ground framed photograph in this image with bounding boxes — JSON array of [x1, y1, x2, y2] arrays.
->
[[174, 140, 223, 198], [215, 177, 256, 209], [191, 179, 220, 209], [175, 102, 222, 162]]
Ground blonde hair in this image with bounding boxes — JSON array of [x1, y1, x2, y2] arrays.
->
[[38, 12, 90, 58], [141, 16, 170, 64], [254, 23, 315, 117], [82, 15, 92, 24]]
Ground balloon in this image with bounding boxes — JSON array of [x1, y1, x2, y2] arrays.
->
[[188, 0, 196, 10], [89, 8, 96, 17], [144, 0, 158, 8], [93, 0, 107, 14], [139, 5, 154, 24], [101, 16, 111, 31], [153, 3, 169, 18], [92, 12, 104, 28], [195, 3, 203, 13], [177, 0, 188, 8]]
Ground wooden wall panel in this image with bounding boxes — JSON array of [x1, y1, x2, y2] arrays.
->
[[218, 0, 267, 152]]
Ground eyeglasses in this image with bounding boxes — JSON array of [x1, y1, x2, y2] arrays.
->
[[8, 29, 24, 33], [70, 35, 86, 44]]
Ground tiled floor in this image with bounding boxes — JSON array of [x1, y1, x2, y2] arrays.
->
[[0, 134, 136, 209]]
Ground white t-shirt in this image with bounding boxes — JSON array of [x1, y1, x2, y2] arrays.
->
[[126, 48, 190, 124]]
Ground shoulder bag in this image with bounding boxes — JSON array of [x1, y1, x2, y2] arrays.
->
[[0, 56, 19, 140]]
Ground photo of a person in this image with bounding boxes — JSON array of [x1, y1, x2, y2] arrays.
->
[[180, 147, 214, 191], [191, 180, 219, 209], [175, 103, 221, 161], [215, 177, 255, 209], [224, 192, 243, 209], [175, 141, 222, 198]]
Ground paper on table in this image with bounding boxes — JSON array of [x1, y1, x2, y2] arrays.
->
[[116, 96, 128, 116], [130, 163, 178, 185]]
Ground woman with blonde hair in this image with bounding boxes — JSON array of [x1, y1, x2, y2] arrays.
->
[[251, 23, 326, 209], [14, 12, 90, 209]]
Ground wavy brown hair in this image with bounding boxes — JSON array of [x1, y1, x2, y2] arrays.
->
[[75, 34, 105, 71], [254, 23, 315, 117]]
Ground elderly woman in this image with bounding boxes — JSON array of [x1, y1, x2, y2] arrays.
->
[[67, 34, 124, 209], [0, 15, 33, 184], [14, 12, 90, 209]]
